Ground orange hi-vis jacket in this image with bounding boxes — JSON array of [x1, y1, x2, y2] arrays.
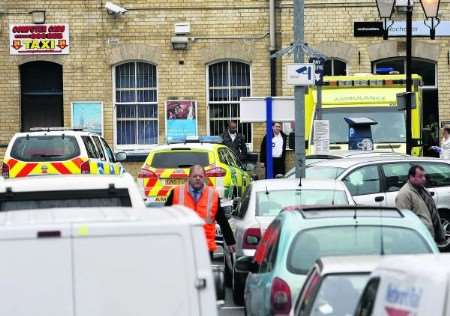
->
[[172, 184, 219, 251]]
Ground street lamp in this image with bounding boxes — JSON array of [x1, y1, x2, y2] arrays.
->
[[376, 0, 440, 155], [376, 0, 395, 39], [421, 0, 441, 39]]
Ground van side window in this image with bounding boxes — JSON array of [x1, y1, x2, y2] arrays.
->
[[92, 136, 106, 160], [343, 165, 381, 196], [421, 162, 450, 187], [81, 136, 99, 158], [354, 277, 380, 316]]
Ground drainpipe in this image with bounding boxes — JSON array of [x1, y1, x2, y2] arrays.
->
[[269, 0, 277, 96]]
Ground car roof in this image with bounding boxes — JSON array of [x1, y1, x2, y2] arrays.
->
[[0, 205, 203, 228], [13, 130, 98, 137], [251, 178, 348, 192], [279, 206, 427, 232], [308, 150, 407, 158], [308, 156, 445, 169], [0, 174, 136, 193], [317, 255, 382, 275], [149, 143, 219, 151]]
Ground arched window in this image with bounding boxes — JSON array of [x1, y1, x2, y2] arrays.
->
[[207, 61, 252, 145], [114, 62, 158, 147], [324, 58, 347, 76]]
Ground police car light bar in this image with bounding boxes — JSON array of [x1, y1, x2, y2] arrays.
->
[[167, 136, 223, 144], [29, 127, 85, 132]]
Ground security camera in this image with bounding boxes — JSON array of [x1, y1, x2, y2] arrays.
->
[[171, 36, 189, 50], [105, 2, 127, 16]]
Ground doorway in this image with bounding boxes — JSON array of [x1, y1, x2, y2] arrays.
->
[[20, 61, 63, 131]]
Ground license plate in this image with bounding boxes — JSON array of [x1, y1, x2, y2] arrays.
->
[[163, 179, 186, 185]]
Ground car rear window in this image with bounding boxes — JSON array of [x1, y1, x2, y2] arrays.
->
[[151, 151, 210, 168], [287, 226, 431, 275], [0, 189, 132, 210], [10, 136, 80, 162], [256, 189, 348, 216]]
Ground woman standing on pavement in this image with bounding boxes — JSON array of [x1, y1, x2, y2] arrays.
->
[[431, 125, 450, 159]]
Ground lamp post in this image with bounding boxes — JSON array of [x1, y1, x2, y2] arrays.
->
[[376, 0, 440, 155]]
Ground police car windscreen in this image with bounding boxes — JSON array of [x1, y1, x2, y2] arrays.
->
[[10, 136, 80, 162], [151, 152, 210, 168]]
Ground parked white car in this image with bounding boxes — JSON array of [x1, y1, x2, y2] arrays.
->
[[304, 156, 450, 220], [0, 173, 146, 209], [226, 178, 354, 304], [355, 254, 450, 316], [0, 206, 218, 316]]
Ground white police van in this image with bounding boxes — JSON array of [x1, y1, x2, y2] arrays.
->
[[355, 254, 450, 316], [0, 206, 219, 316]]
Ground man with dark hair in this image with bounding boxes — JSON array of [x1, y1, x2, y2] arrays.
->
[[165, 165, 236, 259], [396, 165, 446, 243], [221, 121, 247, 161], [260, 122, 287, 178]]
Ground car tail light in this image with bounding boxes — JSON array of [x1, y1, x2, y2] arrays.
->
[[270, 277, 292, 315], [80, 161, 90, 174], [242, 227, 261, 249], [137, 167, 158, 179], [205, 166, 226, 177], [2, 163, 9, 178]]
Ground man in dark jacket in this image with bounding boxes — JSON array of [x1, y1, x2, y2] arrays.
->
[[260, 122, 287, 178], [221, 121, 247, 161]]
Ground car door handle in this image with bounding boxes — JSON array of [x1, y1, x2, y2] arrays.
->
[[375, 196, 384, 202]]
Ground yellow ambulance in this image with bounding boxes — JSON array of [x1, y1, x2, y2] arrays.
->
[[305, 74, 423, 156]]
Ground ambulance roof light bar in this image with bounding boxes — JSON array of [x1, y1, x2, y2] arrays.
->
[[167, 136, 223, 144]]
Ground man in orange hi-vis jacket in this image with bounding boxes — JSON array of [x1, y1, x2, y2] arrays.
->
[[165, 164, 236, 259]]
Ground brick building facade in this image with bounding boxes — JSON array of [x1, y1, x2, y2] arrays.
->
[[0, 0, 449, 174]]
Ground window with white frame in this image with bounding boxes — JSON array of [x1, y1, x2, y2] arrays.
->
[[208, 61, 252, 144], [115, 62, 158, 147], [324, 58, 347, 76]]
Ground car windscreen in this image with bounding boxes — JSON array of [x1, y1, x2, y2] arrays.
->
[[320, 108, 406, 144], [309, 273, 369, 316], [151, 151, 210, 168], [10, 136, 80, 162], [0, 189, 132, 210], [287, 226, 431, 275], [305, 166, 345, 179], [256, 189, 348, 216]]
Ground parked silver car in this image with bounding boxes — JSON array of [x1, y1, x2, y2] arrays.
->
[[225, 178, 354, 304], [293, 256, 381, 316]]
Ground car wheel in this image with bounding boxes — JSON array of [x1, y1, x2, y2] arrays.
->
[[439, 210, 450, 252], [224, 255, 232, 287], [232, 267, 245, 305]]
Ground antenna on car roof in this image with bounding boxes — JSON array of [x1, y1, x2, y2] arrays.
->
[[265, 183, 270, 195]]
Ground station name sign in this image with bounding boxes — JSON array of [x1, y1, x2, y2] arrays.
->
[[354, 22, 384, 37], [10, 24, 70, 55]]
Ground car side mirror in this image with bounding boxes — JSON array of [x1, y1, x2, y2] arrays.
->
[[235, 256, 258, 274], [115, 151, 127, 162]]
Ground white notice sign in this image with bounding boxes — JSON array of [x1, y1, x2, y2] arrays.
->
[[286, 63, 315, 86], [313, 120, 330, 154]]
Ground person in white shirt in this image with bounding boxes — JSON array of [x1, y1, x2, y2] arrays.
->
[[431, 125, 450, 159], [260, 122, 287, 178]]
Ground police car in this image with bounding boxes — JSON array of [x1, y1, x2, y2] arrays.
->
[[138, 136, 251, 205], [2, 128, 126, 178]]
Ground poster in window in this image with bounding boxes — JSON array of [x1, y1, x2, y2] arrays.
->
[[165, 100, 198, 140], [71, 101, 103, 136]]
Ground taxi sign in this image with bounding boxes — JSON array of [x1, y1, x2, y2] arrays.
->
[[286, 63, 315, 86]]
